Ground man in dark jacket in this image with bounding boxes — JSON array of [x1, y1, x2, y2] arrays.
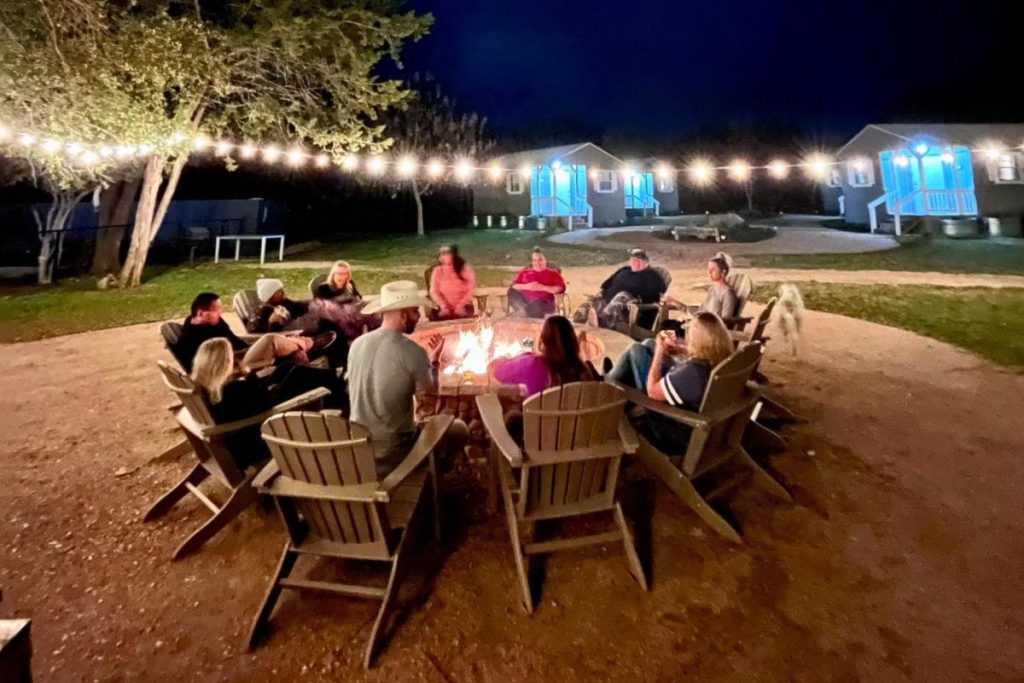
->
[[573, 248, 667, 329]]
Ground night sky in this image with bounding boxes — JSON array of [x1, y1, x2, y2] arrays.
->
[[403, 0, 1020, 142]]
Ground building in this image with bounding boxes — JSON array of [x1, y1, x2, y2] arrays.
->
[[471, 142, 679, 228], [830, 123, 1024, 235]]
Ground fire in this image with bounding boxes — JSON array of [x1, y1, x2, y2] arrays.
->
[[442, 325, 525, 378]]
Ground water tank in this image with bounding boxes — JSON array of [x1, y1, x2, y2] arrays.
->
[[983, 216, 1023, 238], [940, 217, 980, 238]]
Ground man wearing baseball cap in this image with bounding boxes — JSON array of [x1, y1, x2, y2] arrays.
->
[[572, 247, 667, 329], [348, 280, 466, 476]]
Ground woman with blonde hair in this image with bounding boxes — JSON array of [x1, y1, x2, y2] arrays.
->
[[315, 260, 361, 303], [191, 338, 348, 467]]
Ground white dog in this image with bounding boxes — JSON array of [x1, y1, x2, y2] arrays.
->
[[774, 283, 805, 355]]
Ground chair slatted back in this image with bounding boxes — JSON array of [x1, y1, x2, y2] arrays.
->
[[262, 412, 391, 557], [308, 273, 329, 298], [726, 273, 753, 319], [747, 298, 777, 344], [683, 343, 762, 478], [653, 265, 673, 288], [156, 361, 245, 486], [160, 322, 188, 369], [520, 382, 627, 519], [232, 290, 261, 328]]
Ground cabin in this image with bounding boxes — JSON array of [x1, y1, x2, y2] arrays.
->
[[472, 142, 680, 229], [829, 123, 1024, 236]]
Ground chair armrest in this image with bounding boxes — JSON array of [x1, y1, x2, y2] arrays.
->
[[377, 414, 454, 499], [606, 380, 710, 430], [618, 416, 640, 454], [198, 388, 331, 438], [269, 387, 330, 413], [265, 476, 381, 503], [475, 394, 523, 467], [253, 460, 281, 489]]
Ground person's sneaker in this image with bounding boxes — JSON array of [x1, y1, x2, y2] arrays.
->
[[309, 331, 337, 353]]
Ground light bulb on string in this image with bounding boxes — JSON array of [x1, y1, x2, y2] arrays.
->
[[263, 145, 282, 163], [687, 159, 714, 186], [193, 135, 210, 151], [341, 153, 360, 171], [454, 159, 474, 181], [589, 169, 600, 180], [367, 155, 386, 175], [397, 155, 418, 177], [79, 150, 98, 166], [239, 144, 257, 159], [17, 133, 35, 147], [941, 151, 955, 164], [0, 125, 10, 141], [728, 160, 751, 182], [518, 165, 533, 180], [41, 139, 61, 153], [214, 140, 232, 156], [426, 159, 444, 178], [487, 163, 502, 181], [138, 144, 153, 156], [894, 154, 910, 168], [99, 145, 113, 158], [114, 145, 133, 159], [768, 160, 790, 179], [314, 153, 330, 169], [166, 133, 186, 146], [286, 147, 306, 167], [984, 145, 1002, 161], [655, 163, 673, 180], [65, 142, 83, 156], [804, 153, 832, 181]]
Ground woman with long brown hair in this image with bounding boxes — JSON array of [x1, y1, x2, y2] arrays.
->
[[492, 315, 595, 397], [429, 244, 476, 319]]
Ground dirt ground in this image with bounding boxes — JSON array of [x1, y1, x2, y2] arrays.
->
[[2, 270, 1024, 681]]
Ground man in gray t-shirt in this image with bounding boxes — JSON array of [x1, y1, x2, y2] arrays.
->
[[348, 281, 445, 475]]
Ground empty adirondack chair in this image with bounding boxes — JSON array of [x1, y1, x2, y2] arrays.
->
[[610, 343, 791, 544], [248, 411, 452, 668], [143, 361, 330, 560], [735, 297, 803, 430], [722, 272, 754, 331], [231, 289, 262, 330], [497, 265, 571, 318], [476, 382, 647, 612]]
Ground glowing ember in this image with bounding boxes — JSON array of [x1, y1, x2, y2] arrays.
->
[[442, 325, 525, 378]]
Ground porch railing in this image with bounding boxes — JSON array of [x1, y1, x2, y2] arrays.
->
[[869, 189, 978, 235]]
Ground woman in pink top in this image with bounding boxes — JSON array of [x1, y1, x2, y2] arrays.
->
[[492, 316, 594, 397], [429, 244, 476, 319]]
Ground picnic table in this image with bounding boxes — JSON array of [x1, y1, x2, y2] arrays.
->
[[214, 234, 285, 265]]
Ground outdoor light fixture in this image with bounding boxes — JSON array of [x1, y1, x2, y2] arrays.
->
[[314, 153, 330, 168], [17, 133, 35, 146], [426, 159, 445, 178], [41, 138, 60, 153], [551, 160, 562, 169], [852, 159, 867, 171], [215, 140, 232, 156], [239, 144, 257, 159], [941, 151, 955, 164], [728, 160, 751, 181], [262, 145, 282, 163], [367, 155, 386, 174], [166, 133, 186, 146], [193, 135, 210, 150], [984, 145, 1002, 161], [341, 153, 359, 171], [894, 154, 910, 168], [397, 155, 418, 177], [768, 159, 790, 179], [487, 163, 502, 180], [99, 145, 113, 158], [804, 154, 832, 181], [286, 148, 306, 167], [622, 166, 636, 180], [687, 160, 714, 186], [519, 165, 532, 179], [589, 169, 600, 179], [79, 150, 98, 165], [914, 143, 929, 156], [453, 159, 474, 181], [138, 144, 153, 156], [0, 125, 10, 141], [655, 163, 673, 179], [65, 142, 83, 156]]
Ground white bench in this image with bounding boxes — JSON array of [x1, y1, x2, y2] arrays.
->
[[214, 234, 285, 265]]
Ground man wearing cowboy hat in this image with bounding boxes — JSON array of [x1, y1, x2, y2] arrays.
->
[[348, 280, 462, 476]]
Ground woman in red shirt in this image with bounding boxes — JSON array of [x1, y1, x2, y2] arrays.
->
[[507, 247, 566, 318]]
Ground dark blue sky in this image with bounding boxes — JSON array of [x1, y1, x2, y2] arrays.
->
[[402, 0, 1016, 141]]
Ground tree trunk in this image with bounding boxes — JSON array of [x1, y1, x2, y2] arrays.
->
[[34, 191, 82, 284], [412, 178, 425, 236], [91, 178, 141, 276], [119, 154, 188, 287]]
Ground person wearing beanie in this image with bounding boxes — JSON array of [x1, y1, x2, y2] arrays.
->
[[572, 247, 667, 329], [249, 278, 311, 334]]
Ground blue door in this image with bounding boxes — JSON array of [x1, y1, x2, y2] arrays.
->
[[624, 172, 656, 210], [880, 145, 976, 216], [531, 164, 587, 216]]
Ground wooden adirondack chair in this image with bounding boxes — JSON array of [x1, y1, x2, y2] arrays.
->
[[731, 297, 775, 346], [476, 382, 647, 612], [247, 412, 452, 669], [498, 265, 571, 318], [231, 289, 262, 331], [722, 272, 754, 331], [159, 321, 190, 370], [422, 264, 489, 318], [308, 272, 328, 297], [610, 343, 791, 544], [143, 361, 330, 560], [624, 265, 672, 339]]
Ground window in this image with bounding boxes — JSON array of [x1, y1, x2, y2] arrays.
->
[[828, 167, 843, 187], [846, 160, 875, 187], [656, 177, 675, 193], [991, 153, 1023, 183], [594, 170, 617, 193], [506, 172, 525, 194]]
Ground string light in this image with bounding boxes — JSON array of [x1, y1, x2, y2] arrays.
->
[[239, 144, 257, 159], [79, 150, 98, 165], [426, 158, 445, 178], [214, 140, 233, 156], [397, 155, 418, 177], [341, 153, 360, 171], [655, 163, 673, 179], [728, 160, 751, 182], [941, 151, 955, 164], [518, 165, 532, 179], [41, 139, 61, 153], [768, 159, 790, 179], [17, 133, 35, 146], [487, 163, 502, 180], [804, 153, 832, 181], [114, 145, 133, 159], [314, 153, 330, 169], [262, 145, 282, 163], [454, 159, 473, 181], [0, 125, 10, 141], [367, 155, 385, 175], [984, 145, 1003, 161], [286, 147, 306, 167], [99, 145, 113, 158], [192, 135, 210, 151], [894, 154, 910, 168], [688, 159, 714, 186]]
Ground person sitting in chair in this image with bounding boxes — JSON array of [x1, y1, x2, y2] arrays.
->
[[572, 248, 667, 329], [175, 292, 335, 373], [249, 278, 311, 334], [491, 315, 595, 398], [662, 255, 737, 320], [606, 312, 733, 452], [190, 338, 347, 469], [506, 247, 566, 318], [314, 260, 361, 304], [429, 244, 476, 320], [347, 280, 468, 477]]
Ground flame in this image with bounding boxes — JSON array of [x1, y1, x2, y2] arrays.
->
[[441, 325, 525, 378]]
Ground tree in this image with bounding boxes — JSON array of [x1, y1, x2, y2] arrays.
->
[[2, 0, 431, 287], [384, 73, 493, 236]]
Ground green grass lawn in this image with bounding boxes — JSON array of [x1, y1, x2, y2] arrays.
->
[[754, 282, 1024, 369], [292, 228, 624, 267], [747, 237, 1024, 276], [0, 263, 511, 343]]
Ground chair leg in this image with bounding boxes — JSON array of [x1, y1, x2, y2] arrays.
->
[[171, 472, 257, 560], [149, 438, 193, 464], [498, 461, 533, 613], [247, 542, 298, 650], [142, 463, 207, 522], [636, 438, 743, 544], [736, 447, 792, 502], [744, 419, 787, 453], [759, 394, 803, 423], [428, 453, 441, 542], [613, 502, 648, 590], [364, 535, 409, 669]]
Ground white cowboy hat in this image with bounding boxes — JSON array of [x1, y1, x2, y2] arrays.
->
[[362, 280, 436, 314]]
